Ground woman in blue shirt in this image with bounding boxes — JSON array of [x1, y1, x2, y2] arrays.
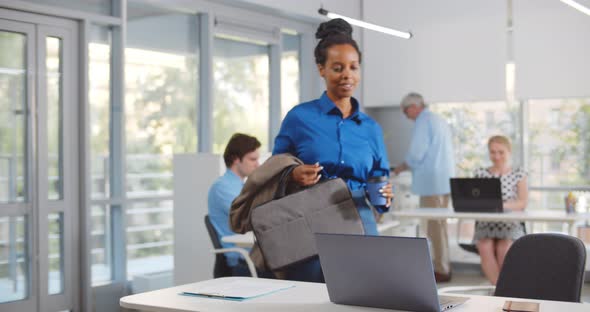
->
[[273, 18, 393, 282]]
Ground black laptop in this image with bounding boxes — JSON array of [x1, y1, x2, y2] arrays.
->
[[450, 178, 503, 213]]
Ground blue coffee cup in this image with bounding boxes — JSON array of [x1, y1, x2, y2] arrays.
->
[[366, 176, 389, 207]]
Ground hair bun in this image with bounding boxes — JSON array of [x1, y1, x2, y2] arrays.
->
[[315, 18, 353, 40]]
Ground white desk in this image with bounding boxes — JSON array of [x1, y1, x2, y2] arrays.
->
[[222, 219, 401, 248], [120, 277, 589, 312], [391, 208, 590, 236]]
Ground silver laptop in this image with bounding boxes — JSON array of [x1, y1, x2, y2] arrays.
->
[[315, 234, 468, 312]]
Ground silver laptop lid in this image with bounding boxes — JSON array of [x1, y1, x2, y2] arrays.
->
[[316, 234, 441, 312]]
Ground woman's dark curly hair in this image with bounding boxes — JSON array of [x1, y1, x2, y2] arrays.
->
[[315, 18, 362, 65]]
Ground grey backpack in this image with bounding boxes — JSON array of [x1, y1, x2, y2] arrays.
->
[[250, 171, 364, 271]]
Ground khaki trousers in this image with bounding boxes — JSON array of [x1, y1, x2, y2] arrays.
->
[[419, 195, 451, 274]]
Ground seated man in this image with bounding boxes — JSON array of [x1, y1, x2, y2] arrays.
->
[[208, 133, 260, 274]]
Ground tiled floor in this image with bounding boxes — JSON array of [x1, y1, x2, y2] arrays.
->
[[437, 264, 590, 303]]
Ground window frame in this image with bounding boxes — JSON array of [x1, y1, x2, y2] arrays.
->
[[81, 1, 317, 311], [523, 99, 590, 193], [432, 99, 590, 200], [2, 1, 321, 311]]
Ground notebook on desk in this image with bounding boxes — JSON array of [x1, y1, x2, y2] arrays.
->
[[181, 279, 294, 301]]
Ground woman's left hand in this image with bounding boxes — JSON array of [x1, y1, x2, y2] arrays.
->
[[380, 183, 394, 208]]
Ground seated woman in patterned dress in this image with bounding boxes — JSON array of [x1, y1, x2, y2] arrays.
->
[[473, 135, 528, 285]]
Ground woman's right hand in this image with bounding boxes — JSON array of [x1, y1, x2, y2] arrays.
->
[[291, 163, 323, 186]]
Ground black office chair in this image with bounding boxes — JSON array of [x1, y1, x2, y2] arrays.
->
[[442, 233, 587, 302], [494, 233, 586, 302], [204, 215, 257, 278]]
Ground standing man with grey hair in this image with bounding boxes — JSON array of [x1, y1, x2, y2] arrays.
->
[[394, 92, 455, 282]]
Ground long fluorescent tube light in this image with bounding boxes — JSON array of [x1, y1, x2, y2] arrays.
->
[[318, 8, 412, 39], [560, 0, 590, 16]]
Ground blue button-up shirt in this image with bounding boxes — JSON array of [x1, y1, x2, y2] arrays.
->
[[208, 170, 244, 267], [405, 109, 455, 196], [273, 92, 390, 196]]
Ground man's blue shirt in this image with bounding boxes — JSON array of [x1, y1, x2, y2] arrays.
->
[[207, 170, 243, 267], [405, 109, 455, 195]]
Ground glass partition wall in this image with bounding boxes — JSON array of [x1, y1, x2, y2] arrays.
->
[[0, 1, 313, 312], [0, 10, 79, 312], [212, 36, 270, 153]]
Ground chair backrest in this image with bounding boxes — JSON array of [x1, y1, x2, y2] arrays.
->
[[204, 215, 223, 249], [494, 233, 586, 302], [204, 215, 232, 278]]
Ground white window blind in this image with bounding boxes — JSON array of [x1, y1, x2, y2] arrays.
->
[[362, 0, 507, 106], [513, 0, 590, 99]]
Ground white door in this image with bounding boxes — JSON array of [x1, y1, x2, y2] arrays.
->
[[0, 8, 80, 312]]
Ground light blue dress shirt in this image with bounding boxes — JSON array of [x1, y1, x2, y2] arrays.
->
[[208, 170, 244, 267], [405, 109, 455, 196]]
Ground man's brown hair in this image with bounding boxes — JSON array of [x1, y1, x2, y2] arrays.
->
[[223, 133, 261, 168]]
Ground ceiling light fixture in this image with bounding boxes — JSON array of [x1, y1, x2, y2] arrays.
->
[[560, 0, 590, 16], [318, 8, 412, 39]]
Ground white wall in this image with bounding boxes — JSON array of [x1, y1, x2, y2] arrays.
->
[[127, 14, 198, 53], [365, 107, 413, 167], [173, 154, 225, 285], [513, 0, 590, 99], [361, 0, 507, 107]]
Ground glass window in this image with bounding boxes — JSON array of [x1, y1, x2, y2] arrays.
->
[[19, 0, 113, 16], [430, 101, 521, 177], [528, 190, 565, 214], [0, 30, 29, 304], [89, 25, 111, 200], [528, 190, 589, 219], [527, 98, 590, 187], [90, 204, 111, 284], [126, 10, 199, 198], [485, 111, 495, 129], [48, 213, 64, 295], [212, 36, 270, 153], [549, 108, 561, 127], [46, 36, 64, 201], [0, 216, 27, 303], [89, 25, 113, 286], [0, 31, 27, 203], [126, 200, 173, 278], [125, 5, 199, 278], [281, 32, 300, 119]]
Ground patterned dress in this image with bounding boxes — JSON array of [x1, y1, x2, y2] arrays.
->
[[473, 167, 527, 242]]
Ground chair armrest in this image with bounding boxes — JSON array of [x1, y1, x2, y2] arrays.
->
[[211, 248, 258, 278], [438, 285, 495, 295]]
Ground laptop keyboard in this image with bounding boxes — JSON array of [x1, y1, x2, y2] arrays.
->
[[439, 296, 454, 305]]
